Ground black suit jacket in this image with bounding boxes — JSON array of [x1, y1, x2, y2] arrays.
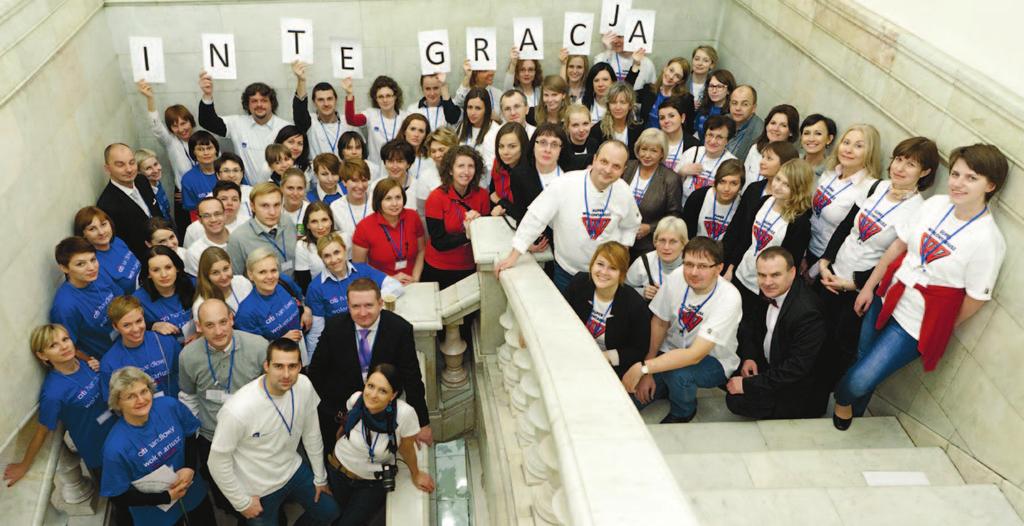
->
[[566, 274, 651, 378], [736, 279, 826, 417], [96, 176, 164, 260], [308, 310, 429, 448]]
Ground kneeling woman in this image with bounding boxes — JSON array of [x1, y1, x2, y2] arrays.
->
[[234, 248, 312, 362], [328, 364, 435, 525], [134, 246, 197, 343], [567, 242, 650, 378], [101, 367, 214, 525], [423, 145, 491, 289], [833, 144, 1008, 430]]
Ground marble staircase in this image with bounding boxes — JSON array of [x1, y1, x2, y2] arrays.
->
[[644, 391, 1022, 525]]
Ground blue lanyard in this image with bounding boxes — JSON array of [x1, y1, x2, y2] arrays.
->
[[262, 377, 295, 435], [709, 194, 736, 241], [414, 158, 422, 181], [426, 106, 442, 129], [319, 116, 341, 154], [695, 149, 725, 189], [857, 187, 906, 242], [181, 140, 196, 166], [678, 281, 718, 334], [631, 168, 652, 205], [583, 176, 614, 239], [755, 198, 784, 251], [667, 139, 686, 165], [347, 198, 368, 226], [254, 223, 288, 260], [587, 294, 614, 337], [540, 166, 561, 189], [656, 257, 663, 286], [613, 54, 625, 80], [814, 173, 855, 216], [379, 112, 397, 142], [919, 204, 987, 268], [368, 430, 382, 462], [205, 337, 236, 391], [380, 219, 406, 260]]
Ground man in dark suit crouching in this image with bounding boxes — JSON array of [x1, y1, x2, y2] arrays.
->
[[726, 247, 826, 419]]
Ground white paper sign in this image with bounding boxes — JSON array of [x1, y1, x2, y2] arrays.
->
[[562, 12, 595, 56], [465, 27, 497, 71], [280, 18, 314, 64], [331, 39, 363, 79], [623, 10, 656, 53], [129, 37, 165, 83], [600, 0, 632, 35], [513, 17, 544, 61], [201, 33, 237, 80], [418, 30, 451, 75]]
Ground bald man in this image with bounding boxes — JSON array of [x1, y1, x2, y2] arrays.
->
[[725, 85, 764, 161], [96, 143, 167, 259], [177, 299, 268, 518]]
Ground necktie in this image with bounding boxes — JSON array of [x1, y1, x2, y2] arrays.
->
[[357, 328, 371, 375], [268, 228, 278, 237]]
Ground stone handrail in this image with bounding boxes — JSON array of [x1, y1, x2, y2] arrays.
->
[[475, 217, 697, 525]]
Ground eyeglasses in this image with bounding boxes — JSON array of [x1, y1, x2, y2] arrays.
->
[[708, 83, 727, 91], [376, 94, 395, 99], [683, 262, 718, 271], [536, 140, 562, 150], [119, 390, 151, 403]]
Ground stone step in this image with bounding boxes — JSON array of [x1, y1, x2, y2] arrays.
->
[[648, 416, 913, 455], [687, 485, 1023, 526], [665, 447, 963, 491]]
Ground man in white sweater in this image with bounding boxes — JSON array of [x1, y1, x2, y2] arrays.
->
[[208, 338, 339, 525], [496, 140, 642, 293]]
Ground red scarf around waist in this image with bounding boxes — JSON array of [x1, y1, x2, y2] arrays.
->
[[874, 251, 966, 371]]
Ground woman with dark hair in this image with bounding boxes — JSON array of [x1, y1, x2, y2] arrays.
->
[[566, 242, 649, 378], [659, 96, 700, 172], [274, 124, 311, 174], [337, 130, 382, 179], [693, 69, 736, 142], [181, 130, 221, 214], [489, 122, 530, 216], [352, 178, 426, 284], [133, 245, 197, 343], [508, 123, 568, 224], [744, 104, 800, 191], [833, 144, 1008, 430], [455, 88, 498, 186], [368, 140, 419, 209], [503, 48, 543, 108], [581, 62, 617, 124], [454, 59, 503, 114], [327, 363, 435, 525], [341, 75, 405, 165], [295, 201, 338, 292], [398, 113, 432, 191], [74, 206, 141, 295], [530, 75, 569, 126], [800, 113, 837, 177], [815, 138, 937, 408], [423, 146, 491, 289], [624, 49, 695, 131]]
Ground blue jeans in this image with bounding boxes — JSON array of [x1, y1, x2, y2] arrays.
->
[[552, 261, 576, 296], [634, 354, 727, 418], [834, 297, 920, 416], [248, 461, 340, 526]]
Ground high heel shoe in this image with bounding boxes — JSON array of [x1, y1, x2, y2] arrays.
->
[[832, 412, 852, 431]]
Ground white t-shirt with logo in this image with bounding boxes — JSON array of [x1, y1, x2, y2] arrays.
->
[[679, 146, 737, 201], [696, 189, 739, 241], [808, 167, 873, 257], [736, 198, 790, 293], [890, 195, 1005, 339], [831, 181, 924, 281], [650, 272, 743, 377]]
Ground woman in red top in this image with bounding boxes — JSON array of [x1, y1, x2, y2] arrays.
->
[[351, 178, 425, 285], [423, 146, 491, 289]]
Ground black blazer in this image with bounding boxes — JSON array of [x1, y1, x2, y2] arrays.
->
[[308, 310, 429, 448], [625, 68, 697, 136], [96, 176, 165, 260], [507, 162, 544, 223], [681, 186, 711, 243], [736, 279, 826, 418], [565, 274, 650, 378], [585, 122, 643, 160]]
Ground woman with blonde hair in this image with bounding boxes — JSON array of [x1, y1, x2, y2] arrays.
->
[[625, 216, 688, 301], [621, 128, 682, 258], [585, 82, 644, 157], [625, 49, 696, 131], [192, 246, 252, 320], [558, 49, 590, 103], [725, 158, 814, 312], [531, 75, 569, 126]]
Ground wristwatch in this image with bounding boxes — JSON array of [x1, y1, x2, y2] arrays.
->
[[640, 361, 650, 375]]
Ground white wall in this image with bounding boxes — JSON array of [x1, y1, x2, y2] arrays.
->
[[856, 0, 1024, 95]]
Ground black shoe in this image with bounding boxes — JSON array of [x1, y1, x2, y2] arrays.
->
[[832, 413, 852, 431], [661, 409, 697, 424]]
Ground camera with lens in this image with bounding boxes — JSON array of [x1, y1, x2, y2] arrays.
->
[[374, 463, 397, 492]]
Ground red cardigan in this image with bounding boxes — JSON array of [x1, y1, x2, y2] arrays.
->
[[874, 251, 966, 371]]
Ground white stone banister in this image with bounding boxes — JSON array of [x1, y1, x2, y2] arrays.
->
[[495, 254, 698, 525]]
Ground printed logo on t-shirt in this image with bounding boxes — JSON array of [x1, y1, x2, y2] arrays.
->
[[137, 424, 182, 469], [752, 224, 775, 252], [703, 217, 729, 240], [677, 305, 704, 333], [692, 173, 714, 191], [920, 231, 953, 264], [118, 252, 141, 275], [811, 188, 832, 216], [581, 214, 612, 240], [586, 311, 609, 338], [93, 292, 115, 321], [857, 211, 885, 241]]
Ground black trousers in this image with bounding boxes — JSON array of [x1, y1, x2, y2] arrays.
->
[[326, 464, 387, 526]]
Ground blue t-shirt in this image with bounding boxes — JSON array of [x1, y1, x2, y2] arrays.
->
[[38, 360, 116, 469], [645, 92, 668, 130], [101, 332, 182, 399], [234, 276, 302, 340], [50, 274, 119, 358], [132, 288, 194, 336], [180, 165, 218, 211], [306, 187, 344, 206], [96, 237, 141, 295], [694, 105, 724, 142], [101, 396, 207, 526], [152, 183, 173, 220], [305, 263, 387, 318]]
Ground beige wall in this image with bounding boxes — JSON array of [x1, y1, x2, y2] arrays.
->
[[0, 1, 137, 447], [716, 0, 1024, 515]]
